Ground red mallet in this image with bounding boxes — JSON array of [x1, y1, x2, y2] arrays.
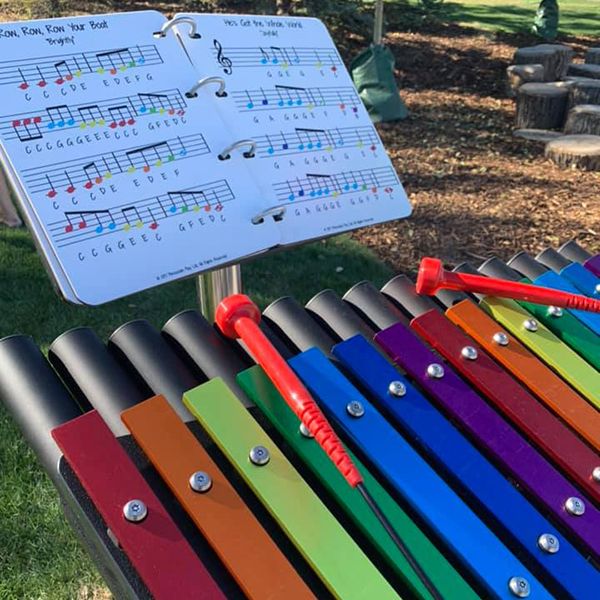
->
[[417, 257, 600, 313], [216, 293, 362, 487], [216, 294, 443, 600]]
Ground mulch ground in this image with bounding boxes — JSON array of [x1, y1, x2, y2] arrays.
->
[[349, 24, 600, 275]]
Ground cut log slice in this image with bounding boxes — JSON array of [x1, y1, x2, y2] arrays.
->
[[564, 105, 600, 135], [507, 64, 545, 96], [514, 44, 574, 81], [545, 135, 600, 170], [567, 64, 600, 80], [569, 79, 600, 108], [516, 82, 570, 130], [585, 48, 600, 65], [513, 129, 563, 143]]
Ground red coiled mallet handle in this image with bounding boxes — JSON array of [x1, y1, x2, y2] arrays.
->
[[417, 257, 600, 312], [216, 294, 363, 488]]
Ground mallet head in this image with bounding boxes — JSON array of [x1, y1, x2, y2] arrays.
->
[[416, 257, 445, 295], [215, 294, 261, 339]]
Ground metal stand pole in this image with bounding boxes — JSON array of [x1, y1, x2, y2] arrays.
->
[[197, 265, 242, 320], [373, 0, 384, 45]]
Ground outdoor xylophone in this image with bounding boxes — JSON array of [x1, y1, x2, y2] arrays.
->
[[1, 239, 600, 600]]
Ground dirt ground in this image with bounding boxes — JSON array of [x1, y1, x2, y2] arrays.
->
[[351, 24, 600, 275]]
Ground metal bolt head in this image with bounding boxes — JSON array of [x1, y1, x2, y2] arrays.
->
[[426, 363, 445, 379], [249, 445, 270, 466], [565, 496, 585, 516], [537, 533, 560, 554], [592, 466, 600, 483], [595, 283, 600, 294], [493, 332, 509, 346], [547, 306, 563, 318], [123, 499, 148, 523], [508, 576, 531, 598], [523, 319, 538, 332], [189, 471, 212, 493], [461, 346, 478, 360], [388, 381, 407, 397], [299, 422, 313, 438], [346, 400, 365, 418]]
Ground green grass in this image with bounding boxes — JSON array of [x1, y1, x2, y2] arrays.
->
[[430, 0, 599, 37], [0, 223, 391, 598]]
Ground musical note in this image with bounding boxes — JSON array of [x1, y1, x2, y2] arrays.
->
[[296, 128, 325, 151], [46, 175, 57, 199], [259, 48, 270, 65], [65, 171, 76, 194], [214, 39, 233, 75], [46, 105, 75, 129], [64, 210, 115, 234], [35, 67, 47, 88], [108, 105, 135, 129], [18, 68, 29, 90], [138, 92, 168, 115], [12, 117, 42, 142], [54, 60, 73, 85], [122, 206, 143, 231], [83, 162, 103, 189], [64, 211, 86, 233], [96, 48, 135, 75], [77, 104, 105, 128], [147, 207, 159, 230], [306, 173, 332, 197], [275, 85, 304, 107], [126, 142, 169, 173]]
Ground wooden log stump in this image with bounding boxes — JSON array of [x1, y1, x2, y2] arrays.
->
[[564, 105, 600, 135], [585, 48, 600, 65], [507, 64, 545, 96], [516, 82, 570, 130], [545, 135, 600, 170], [513, 129, 563, 143], [567, 64, 600, 80], [569, 79, 600, 108], [514, 44, 574, 81]]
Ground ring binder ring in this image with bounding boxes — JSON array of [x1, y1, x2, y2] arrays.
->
[[155, 16, 200, 39], [251, 206, 286, 225], [186, 76, 227, 99], [218, 140, 257, 161]]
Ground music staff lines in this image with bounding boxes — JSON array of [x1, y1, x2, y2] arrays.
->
[[232, 85, 360, 113], [211, 44, 341, 70], [21, 133, 209, 198], [255, 126, 379, 158], [2, 89, 187, 143], [48, 180, 233, 247], [0, 45, 163, 90], [274, 167, 398, 203]]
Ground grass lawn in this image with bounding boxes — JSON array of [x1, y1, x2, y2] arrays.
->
[[0, 223, 392, 599], [431, 0, 599, 37]]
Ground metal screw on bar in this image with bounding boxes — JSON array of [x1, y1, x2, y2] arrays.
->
[[547, 306, 563, 318], [123, 499, 148, 523], [595, 284, 600, 294], [189, 471, 212, 493], [388, 381, 407, 397], [426, 363, 445, 379], [523, 319, 538, 332], [299, 422, 314, 438], [592, 467, 600, 483], [508, 576, 531, 598], [461, 346, 478, 360], [493, 332, 509, 346], [537, 533, 560, 554], [346, 401, 365, 418], [249, 445, 270, 466], [565, 496, 586, 516]]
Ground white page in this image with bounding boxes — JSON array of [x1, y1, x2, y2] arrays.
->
[[0, 11, 279, 305], [175, 13, 411, 244]]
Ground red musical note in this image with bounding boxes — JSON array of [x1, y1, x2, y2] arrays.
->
[[18, 68, 29, 90], [46, 175, 57, 199], [65, 171, 76, 194]]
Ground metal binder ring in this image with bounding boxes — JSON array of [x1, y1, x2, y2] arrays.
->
[[251, 205, 286, 225], [186, 76, 227, 99], [154, 16, 200, 39], [218, 139, 257, 161]]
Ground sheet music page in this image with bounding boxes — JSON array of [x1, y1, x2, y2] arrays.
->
[[176, 13, 411, 245], [0, 10, 279, 305]]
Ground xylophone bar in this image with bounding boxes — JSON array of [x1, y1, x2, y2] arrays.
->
[[559, 240, 600, 278]]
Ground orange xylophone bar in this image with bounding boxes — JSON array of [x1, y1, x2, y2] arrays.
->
[[417, 257, 600, 311]]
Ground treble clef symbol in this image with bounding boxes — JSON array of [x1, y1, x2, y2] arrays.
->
[[214, 39, 233, 75]]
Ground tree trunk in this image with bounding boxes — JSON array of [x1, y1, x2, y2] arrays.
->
[[545, 135, 600, 170], [585, 48, 600, 65], [506, 64, 545, 97], [564, 105, 600, 135], [567, 64, 600, 80], [569, 79, 600, 108], [516, 82, 570, 130], [514, 44, 574, 81]]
